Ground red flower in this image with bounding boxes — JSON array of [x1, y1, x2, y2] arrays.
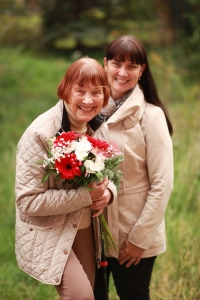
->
[[55, 154, 81, 180], [86, 135, 109, 150], [54, 131, 81, 148]]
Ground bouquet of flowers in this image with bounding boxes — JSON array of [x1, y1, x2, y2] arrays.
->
[[40, 131, 123, 254]]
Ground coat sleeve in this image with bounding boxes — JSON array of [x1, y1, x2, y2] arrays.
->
[[15, 126, 93, 217], [128, 106, 174, 249]]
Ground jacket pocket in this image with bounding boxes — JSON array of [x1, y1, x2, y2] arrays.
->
[[16, 219, 65, 265]]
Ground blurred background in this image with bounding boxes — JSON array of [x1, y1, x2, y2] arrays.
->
[[0, 0, 199, 299]]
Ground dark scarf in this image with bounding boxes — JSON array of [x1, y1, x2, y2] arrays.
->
[[57, 101, 105, 135], [99, 88, 134, 122]]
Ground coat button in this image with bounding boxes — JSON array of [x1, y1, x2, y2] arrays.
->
[[72, 224, 77, 228], [55, 277, 59, 283], [63, 249, 68, 255]]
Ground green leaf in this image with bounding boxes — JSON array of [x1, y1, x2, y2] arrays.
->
[[41, 173, 49, 183], [95, 172, 104, 182]]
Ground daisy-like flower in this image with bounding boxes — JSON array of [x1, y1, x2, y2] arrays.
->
[[55, 154, 81, 180]]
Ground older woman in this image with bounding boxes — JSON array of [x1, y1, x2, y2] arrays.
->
[[15, 57, 117, 300]]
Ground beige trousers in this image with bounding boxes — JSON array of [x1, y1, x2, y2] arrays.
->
[[55, 225, 95, 300]]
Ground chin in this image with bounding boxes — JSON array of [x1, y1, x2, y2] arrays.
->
[[79, 116, 94, 123]]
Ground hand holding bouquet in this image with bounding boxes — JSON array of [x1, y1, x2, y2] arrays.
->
[[42, 131, 123, 189], [40, 131, 123, 254]]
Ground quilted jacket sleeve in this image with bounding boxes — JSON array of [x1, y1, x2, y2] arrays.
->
[[15, 126, 93, 217]]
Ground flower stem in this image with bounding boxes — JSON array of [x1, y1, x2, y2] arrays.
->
[[99, 214, 119, 255]]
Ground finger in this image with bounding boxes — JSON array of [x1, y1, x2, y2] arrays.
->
[[102, 175, 108, 183], [90, 176, 108, 187], [92, 209, 103, 217], [89, 181, 100, 188], [90, 200, 102, 208], [119, 256, 130, 265], [125, 258, 136, 268], [100, 176, 109, 187], [134, 257, 141, 265], [118, 252, 126, 261], [118, 254, 127, 263]]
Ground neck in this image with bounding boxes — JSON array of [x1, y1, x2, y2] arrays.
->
[[111, 87, 136, 101], [64, 103, 87, 134]]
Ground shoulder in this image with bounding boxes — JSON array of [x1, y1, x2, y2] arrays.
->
[[143, 103, 166, 126], [19, 101, 63, 144], [31, 100, 63, 133], [145, 103, 165, 117], [141, 103, 170, 137]]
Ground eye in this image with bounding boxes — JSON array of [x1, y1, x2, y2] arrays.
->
[[112, 60, 120, 66], [75, 89, 84, 95], [93, 90, 102, 96], [129, 65, 137, 69], [129, 64, 140, 70]]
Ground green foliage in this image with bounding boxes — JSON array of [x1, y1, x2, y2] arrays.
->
[[0, 14, 41, 48], [170, 0, 200, 76], [0, 47, 199, 299], [29, 0, 157, 49]]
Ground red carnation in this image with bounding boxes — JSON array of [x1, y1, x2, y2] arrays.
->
[[55, 154, 81, 180], [54, 131, 81, 148], [86, 135, 109, 150]]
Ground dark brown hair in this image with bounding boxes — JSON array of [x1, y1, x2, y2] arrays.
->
[[57, 57, 110, 107], [105, 35, 173, 135]]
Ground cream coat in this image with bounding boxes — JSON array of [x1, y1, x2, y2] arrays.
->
[[15, 100, 117, 285], [105, 84, 174, 258]]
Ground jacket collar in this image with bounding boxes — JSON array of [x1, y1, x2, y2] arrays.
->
[[107, 84, 146, 128], [57, 100, 105, 135]]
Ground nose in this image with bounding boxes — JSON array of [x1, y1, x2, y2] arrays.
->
[[118, 66, 128, 76], [82, 92, 93, 104]]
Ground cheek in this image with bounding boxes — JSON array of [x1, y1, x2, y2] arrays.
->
[[68, 98, 78, 111], [95, 98, 104, 109]]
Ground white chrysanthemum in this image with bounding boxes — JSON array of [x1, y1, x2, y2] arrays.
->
[[65, 140, 77, 153], [74, 136, 92, 160], [84, 156, 105, 174]]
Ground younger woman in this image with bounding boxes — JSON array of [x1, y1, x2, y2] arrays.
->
[[94, 35, 174, 300]]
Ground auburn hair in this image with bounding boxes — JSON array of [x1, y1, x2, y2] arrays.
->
[[57, 57, 110, 107]]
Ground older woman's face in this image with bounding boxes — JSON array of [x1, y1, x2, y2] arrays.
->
[[68, 84, 104, 124]]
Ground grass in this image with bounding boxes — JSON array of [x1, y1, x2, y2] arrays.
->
[[0, 46, 199, 299]]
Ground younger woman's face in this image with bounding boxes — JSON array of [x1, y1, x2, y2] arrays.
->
[[68, 83, 104, 124], [104, 58, 145, 101]]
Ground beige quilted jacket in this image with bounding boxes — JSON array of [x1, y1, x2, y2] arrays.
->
[[15, 100, 117, 285]]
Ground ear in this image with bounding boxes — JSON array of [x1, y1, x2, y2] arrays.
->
[[139, 64, 146, 77], [103, 58, 108, 71]]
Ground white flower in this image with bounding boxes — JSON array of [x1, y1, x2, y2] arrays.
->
[[65, 140, 77, 153], [84, 156, 105, 174], [74, 136, 92, 160]]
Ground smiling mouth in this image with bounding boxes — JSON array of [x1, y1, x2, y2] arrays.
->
[[116, 78, 129, 83], [79, 107, 94, 111]]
